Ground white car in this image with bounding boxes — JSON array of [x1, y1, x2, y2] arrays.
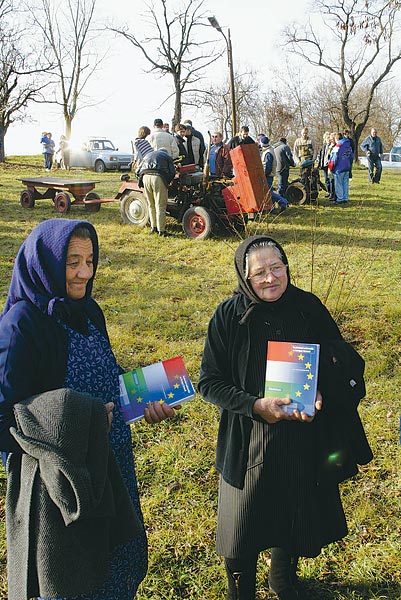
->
[[69, 138, 133, 173], [359, 153, 401, 169]]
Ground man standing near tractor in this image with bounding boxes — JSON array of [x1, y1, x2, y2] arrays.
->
[[293, 127, 318, 165], [138, 148, 176, 237]]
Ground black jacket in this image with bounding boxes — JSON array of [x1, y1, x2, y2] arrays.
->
[[138, 149, 176, 187], [317, 339, 373, 483], [199, 291, 372, 489]]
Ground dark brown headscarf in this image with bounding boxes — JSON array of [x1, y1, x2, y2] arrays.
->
[[234, 235, 291, 324]]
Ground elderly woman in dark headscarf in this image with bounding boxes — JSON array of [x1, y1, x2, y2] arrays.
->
[[0, 219, 177, 600], [199, 235, 372, 600]]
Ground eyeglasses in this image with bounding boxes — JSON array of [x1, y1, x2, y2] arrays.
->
[[248, 264, 287, 283]]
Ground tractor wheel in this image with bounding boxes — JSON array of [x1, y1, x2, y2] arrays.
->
[[119, 192, 149, 227], [182, 206, 214, 239], [84, 192, 101, 212], [285, 182, 307, 205], [94, 160, 106, 173], [20, 189, 35, 209], [54, 192, 71, 214]]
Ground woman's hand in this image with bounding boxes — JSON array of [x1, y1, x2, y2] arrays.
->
[[253, 391, 323, 424], [253, 397, 295, 423], [104, 402, 114, 432], [143, 401, 181, 424], [291, 390, 323, 423], [288, 390, 323, 423]]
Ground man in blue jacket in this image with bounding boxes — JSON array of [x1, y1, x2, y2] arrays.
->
[[360, 128, 383, 183], [138, 149, 176, 237]]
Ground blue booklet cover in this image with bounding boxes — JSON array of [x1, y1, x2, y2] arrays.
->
[[264, 341, 320, 416], [119, 355, 195, 424]]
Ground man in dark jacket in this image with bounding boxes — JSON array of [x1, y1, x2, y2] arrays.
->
[[138, 149, 176, 237], [183, 119, 206, 168], [360, 127, 383, 183], [228, 125, 255, 150], [273, 137, 295, 196]]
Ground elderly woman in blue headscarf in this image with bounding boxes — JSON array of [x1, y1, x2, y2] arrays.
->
[[199, 235, 372, 600], [0, 219, 177, 600]]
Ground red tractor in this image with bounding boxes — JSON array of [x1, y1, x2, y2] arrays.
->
[[117, 144, 272, 239]]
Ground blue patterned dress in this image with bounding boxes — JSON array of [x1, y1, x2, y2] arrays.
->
[[39, 320, 148, 600]]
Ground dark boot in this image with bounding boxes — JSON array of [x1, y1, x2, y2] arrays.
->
[[268, 548, 300, 600], [225, 556, 257, 600]]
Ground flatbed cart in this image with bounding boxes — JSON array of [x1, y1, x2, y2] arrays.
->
[[17, 177, 111, 213]]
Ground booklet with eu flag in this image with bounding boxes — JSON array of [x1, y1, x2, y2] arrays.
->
[[119, 355, 195, 424], [265, 341, 320, 416]]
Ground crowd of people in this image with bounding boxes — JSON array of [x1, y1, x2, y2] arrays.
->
[[132, 118, 381, 233], [40, 119, 383, 224]]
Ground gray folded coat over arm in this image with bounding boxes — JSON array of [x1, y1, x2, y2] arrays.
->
[[6, 387, 143, 600]]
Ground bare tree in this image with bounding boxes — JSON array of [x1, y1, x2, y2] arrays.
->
[[284, 0, 401, 157], [109, 0, 222, 128], [0, 0, 51, 161], [193, 71, 262, 139], [248, 90, 295, 143], [29, 0, 104, 139]]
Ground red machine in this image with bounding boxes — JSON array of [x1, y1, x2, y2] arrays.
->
[[119, 144, 272, 239], [222, 144, 271, 215], [17, 145, 273, 239]]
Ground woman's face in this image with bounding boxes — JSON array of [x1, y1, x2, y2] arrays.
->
[[247, 247, 288, 302], [65, 236, 94, 300]]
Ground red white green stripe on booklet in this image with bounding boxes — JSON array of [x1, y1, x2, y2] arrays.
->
[[119, 355, 195, 424], [265, 341, 320, 416]]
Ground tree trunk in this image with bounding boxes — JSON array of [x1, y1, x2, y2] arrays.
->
[[0, 124, 6, 162], [65, 116, 72, 140], [172, 76, 182, 129]]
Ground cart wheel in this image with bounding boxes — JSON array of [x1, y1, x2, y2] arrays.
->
[[94, 160, 106, 173], [285, 182, 307, 205], [84, 192, 101, 212], [20, 189, 35, 209], [54, 192, 71, 214], [182, 206, 214, 239], [119, 192, 149, 226]]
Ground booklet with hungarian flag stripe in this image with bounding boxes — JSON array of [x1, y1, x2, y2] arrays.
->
[[264, 341, 320, 416], [119, 355, 195, 424]]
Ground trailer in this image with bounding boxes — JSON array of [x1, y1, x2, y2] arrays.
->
[[17, 177, 108, 213]]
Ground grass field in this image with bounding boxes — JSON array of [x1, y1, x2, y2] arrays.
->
[[0, 156, 400, 599]]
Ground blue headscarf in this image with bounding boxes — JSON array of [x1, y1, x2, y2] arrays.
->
[[1, 219, 99, 325]]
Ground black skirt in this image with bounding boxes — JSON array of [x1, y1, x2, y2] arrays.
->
[[216, 419, 348, 558]]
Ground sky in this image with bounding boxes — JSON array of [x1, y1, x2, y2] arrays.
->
[[6, 0, 311, 156]]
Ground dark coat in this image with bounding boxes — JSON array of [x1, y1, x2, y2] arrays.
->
[[213, 143, 233, 177], [138, 149, 176, 187], [317, 339, 373, 483], [228, 135, 255, 150], [199, 290, 372, 489], [273, 140, 295, 173], [0, 299, 107, 458], [6, 388, 142, 600]]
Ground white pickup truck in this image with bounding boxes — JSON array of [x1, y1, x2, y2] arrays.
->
[[69, 138, 133, 173], [359, 152, 401, 169]]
